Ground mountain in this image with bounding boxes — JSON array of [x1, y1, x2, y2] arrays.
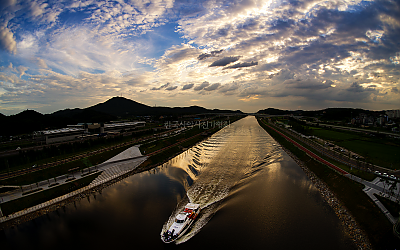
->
[[88, 97, 152, 116], [52, 108, 85, 118], [1, 110, 46, 136], [81, 97, 241, 117], [52, 108, 117, 122], [257, 107, 385, 121], [257, 108, 294, 116], [0, 97, 243, 136]]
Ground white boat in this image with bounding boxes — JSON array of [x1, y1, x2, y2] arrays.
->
[[161, 203, 201, 243]]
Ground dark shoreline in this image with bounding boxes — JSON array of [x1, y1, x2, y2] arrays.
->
[[0, 121, 231, 230], [280, 145, 371, 249], [257, 118, 372, 249]]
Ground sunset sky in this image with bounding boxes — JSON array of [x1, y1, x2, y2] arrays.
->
[[0, 0, 399, 115]]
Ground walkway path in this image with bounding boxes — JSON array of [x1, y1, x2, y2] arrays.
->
[[0, 126, 220, 224], [0, 128, 181, 181], [0, 145, 147, 204]]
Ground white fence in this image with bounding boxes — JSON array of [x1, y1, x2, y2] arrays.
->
[[0, 167, 135, 224]]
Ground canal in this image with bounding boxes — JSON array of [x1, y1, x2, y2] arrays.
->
[[2, 116, 355, 249]]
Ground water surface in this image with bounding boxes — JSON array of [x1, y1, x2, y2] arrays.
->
[[2, 116, 355, 249]]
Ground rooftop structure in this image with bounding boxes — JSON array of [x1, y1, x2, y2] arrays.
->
[[34, 121, 146, 144], [34, 127, 85, 144]]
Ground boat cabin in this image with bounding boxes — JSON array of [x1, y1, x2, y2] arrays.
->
[[175, 213, 187, 223]]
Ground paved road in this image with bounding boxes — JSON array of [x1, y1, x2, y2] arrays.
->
[[266, 119, 397, 177], [264, 121, 348, 175], [355, 176, 399, 224]]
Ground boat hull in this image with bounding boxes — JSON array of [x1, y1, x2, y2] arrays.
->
[[161, 203, 201, 243]]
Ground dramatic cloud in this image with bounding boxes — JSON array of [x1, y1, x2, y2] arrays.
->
[[224, 61, 258, 69], [165, 85, 178, 91], [204, 83, 221, 91], [0, 0, 399, 114], [151, 83, 170, 90], [0, 27, 17, 54], [0, 0, 16, 9], [209, 56, 241, 67], [182, 83, 194, 90], [218, 82, 240, 94], [194, 82, 210, 91], [197, 49, 223, 60]]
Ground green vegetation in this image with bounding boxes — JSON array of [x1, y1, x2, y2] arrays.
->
[[0, 172, 101, 216], [338, 139, 400, 170], [258, 118, 400, 249], [140, 126, 204, 154], [0, 125, 167, 174], [0, 144, 132, 186], [0, 134, 131, 173], [0, 140, 36, 151], [268, 120, 376, 180], [285, 119, 400, 170], [310, 127, 360, 141], [0, 115, 244, 220]]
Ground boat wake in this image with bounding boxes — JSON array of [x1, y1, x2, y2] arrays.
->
[[161, 117, 282, 244]]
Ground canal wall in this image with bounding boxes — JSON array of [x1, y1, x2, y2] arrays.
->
[[280, 146, 372, 250], [0, 157, 147, 230]]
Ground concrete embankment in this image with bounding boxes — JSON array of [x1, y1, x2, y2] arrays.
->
[[0, 146, 147, 230], [258, 120, 371, 249], [0, 157, 147, 230], [0, 121, 238, 230], [281, 146, 372, 250]]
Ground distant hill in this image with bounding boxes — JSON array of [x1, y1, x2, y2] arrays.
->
[[257, 108, 295, 116], [0, 97, 243, 136], [1, 110, 46, 136], [54, 96, 241, 117], [257, 107, 384, 121], [87, 97, 152, 116]]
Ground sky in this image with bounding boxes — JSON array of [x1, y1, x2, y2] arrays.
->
[[0, 0, 399, 115]]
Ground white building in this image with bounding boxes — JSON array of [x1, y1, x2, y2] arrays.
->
[[34, 127, 86, 144], [34, 121, 146, 144]]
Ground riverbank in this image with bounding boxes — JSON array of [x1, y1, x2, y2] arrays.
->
[[280, 145, 371, 249], [0, 167, 136, 230], [0, 116, 244, 230], [257, 118, 398, 249]]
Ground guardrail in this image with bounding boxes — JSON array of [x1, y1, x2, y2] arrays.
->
[[266, 119, 394, 174], [0, 158, 146, 224], [0, 128, 179, 180]]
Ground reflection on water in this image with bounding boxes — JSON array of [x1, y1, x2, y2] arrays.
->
[[161, 116, 285, 244], [2, 116, 356, 250]]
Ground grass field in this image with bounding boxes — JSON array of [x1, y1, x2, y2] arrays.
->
[[310, 127, 400, 169], [311, 127, 360, 141], [275, 124, 376, 180], [0, 144, 132, 186]]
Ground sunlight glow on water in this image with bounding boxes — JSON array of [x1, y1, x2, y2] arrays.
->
[[3, 116, 355, 250]]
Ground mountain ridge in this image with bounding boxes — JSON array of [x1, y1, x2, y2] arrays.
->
[[0, 97, 243, 136], [256, 107, 386, 120]]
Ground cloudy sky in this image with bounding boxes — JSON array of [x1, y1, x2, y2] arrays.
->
[[0, 0, 399, 115]]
